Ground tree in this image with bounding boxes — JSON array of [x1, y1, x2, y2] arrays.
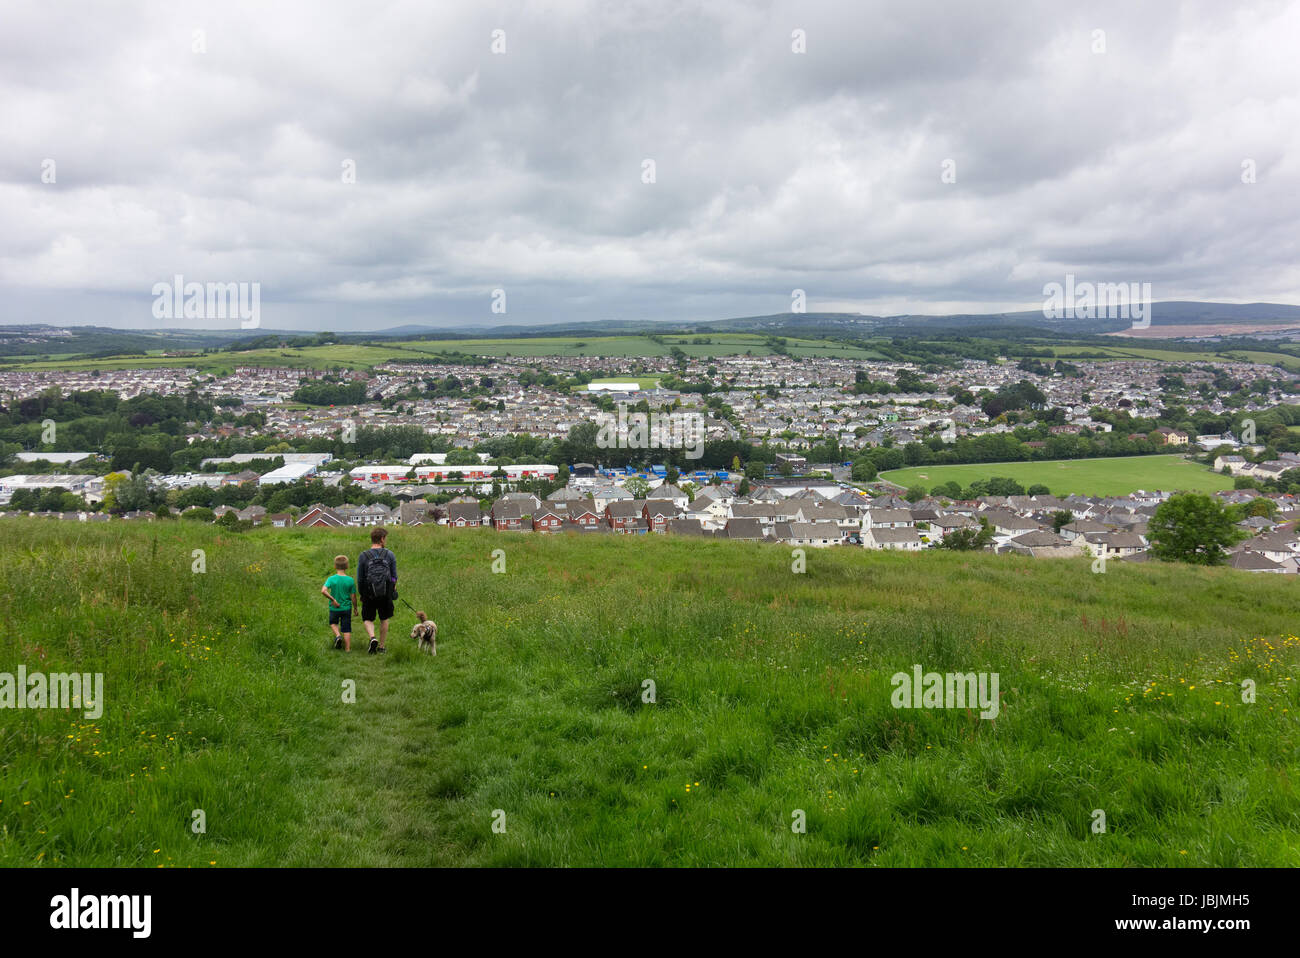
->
[[1027, 484, 1051, 496], [624, 475, 649, 499], [938, 518, 994, 550], [1051, 510, 1073, 533], [985, 477, 1026, 497], [851, 459, 877, 482], [933, 480, 963, 500], [1245, 497, 1277, 518], [736, 476, 751, 497], [446, 448, 479, 466], [904, 485, 926, 503], [1148, 493, 1237, 565]]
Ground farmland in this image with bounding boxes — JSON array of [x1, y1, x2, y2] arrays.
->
[[880, 454, 1235, 497], [1047, 344, 1300, 371], [2, 521, 1296, 867], [4, 333, 886, 373]]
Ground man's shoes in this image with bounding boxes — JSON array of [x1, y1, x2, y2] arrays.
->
[[368, 638, 379, 654], [377, 646, 387, 653]]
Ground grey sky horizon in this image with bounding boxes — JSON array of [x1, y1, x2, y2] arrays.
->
[[3, 0, 1298, 331]]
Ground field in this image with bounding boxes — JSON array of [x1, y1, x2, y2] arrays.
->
[[881, 454, 1234, 497], [1, 521, 1297, 867], [1048, 344, 1300, 371], [4, 333, 885, 373]]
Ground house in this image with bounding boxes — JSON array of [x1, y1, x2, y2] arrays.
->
[[666, 518, 710, 536], [397, 500, 437, 526], [642, 502, 681, 533], [685, 495, 730, 527], [722, 517, 765, 541], [774, 521, 841, 547], [647, 482, 690, 509], [341, 503, 391, 527], [1082, 531, 1146, 558], [999, 530, 1080, 559], [930, 514, 980, 536], [1238, 530, 1300, 565], [1152, 427, 1189, 446], [979, 509, 1040, 537], [864, 508, 913, 529], [490, 501, 527, 531], [606, 500, 647, 531], [533, 502, 567, 532], [498, 492, 541, 512], [568, 503, 601, 528], [591, 486, 634, 513], [1060, 519, 1110, 541], [862, 526, 923, 551], [1228, 550, 1286, 573], [265, 512, 292, 528], [446, 502, 482, 527], [296, 505, 347, 528]]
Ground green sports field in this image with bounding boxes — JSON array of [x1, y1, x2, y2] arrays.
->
[[881, 454, 1234, 497]]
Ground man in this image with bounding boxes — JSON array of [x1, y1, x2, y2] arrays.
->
[[357, 526, 398, 654]]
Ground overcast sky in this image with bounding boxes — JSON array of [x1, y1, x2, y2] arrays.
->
[[3, 0, 1299, 331]]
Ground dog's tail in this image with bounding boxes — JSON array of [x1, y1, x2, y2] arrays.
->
[[415, 610, 428, 622]]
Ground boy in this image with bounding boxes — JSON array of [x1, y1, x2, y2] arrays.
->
[[321, 555, 359, 651], [357, 526, 397, 654]]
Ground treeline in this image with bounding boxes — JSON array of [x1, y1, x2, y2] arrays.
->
[[291, 380, 370, 406], [0, 388, 236, 475]]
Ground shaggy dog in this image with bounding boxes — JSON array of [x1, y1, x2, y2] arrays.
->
[[411, 611, 438, 656]]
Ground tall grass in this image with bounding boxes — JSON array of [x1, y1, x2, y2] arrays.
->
[[1, 520, 1296, 866]]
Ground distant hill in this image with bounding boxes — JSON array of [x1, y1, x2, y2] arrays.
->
[[4, 301, 1299, 359]]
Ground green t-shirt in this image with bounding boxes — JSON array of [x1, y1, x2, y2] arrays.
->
[[324, 573, 357, 611]]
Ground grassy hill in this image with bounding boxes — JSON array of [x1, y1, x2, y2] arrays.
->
[[1, 521, 1296, 867], [881, 454, 1234, 497], [5, 333, 886, 373]]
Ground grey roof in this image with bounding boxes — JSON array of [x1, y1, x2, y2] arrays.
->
[[869, 527, 922, 544], [724, 518, 765, 539]]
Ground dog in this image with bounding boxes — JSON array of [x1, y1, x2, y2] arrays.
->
[[411, 611, 438, 656]]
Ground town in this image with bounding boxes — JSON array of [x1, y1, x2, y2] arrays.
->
[[3, 343, 1298, 572]]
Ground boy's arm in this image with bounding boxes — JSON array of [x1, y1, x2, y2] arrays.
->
[[321, 582, 340, 606]]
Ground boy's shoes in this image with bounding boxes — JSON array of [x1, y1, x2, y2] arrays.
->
[[333, 637, 343, 650], [368, 638, 379, 655]]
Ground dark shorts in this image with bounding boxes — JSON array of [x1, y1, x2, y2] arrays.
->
[[361, 596, 394, 622], [329, 609, 352, 632]]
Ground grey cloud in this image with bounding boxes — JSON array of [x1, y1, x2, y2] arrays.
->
[[1, 0, 1297, 329]]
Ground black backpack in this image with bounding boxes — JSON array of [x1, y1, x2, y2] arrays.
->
[[361, 549, 392, 599]]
